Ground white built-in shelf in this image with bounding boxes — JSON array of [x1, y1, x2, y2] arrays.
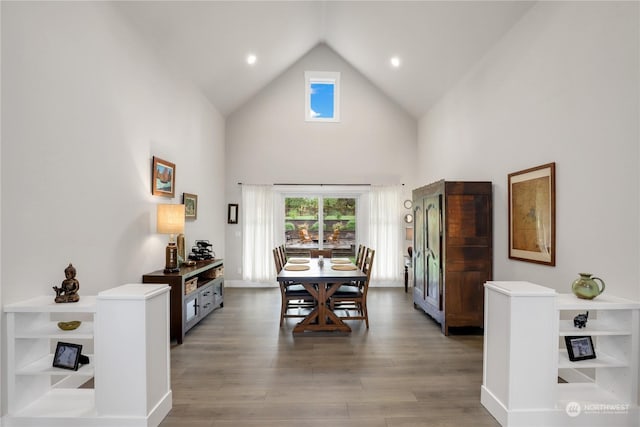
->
[[12, 389, 96, 419], [482, 283, 640, 427], [556, 293, 640, 310], [556, 382, 631, 405], [557, 349, 628, 369], [558, 319, 632, 336], [4, 296, 97, 313], [16, 354, 95, 376], [15, 321, 94, 339], [4, 285, 171, 426]]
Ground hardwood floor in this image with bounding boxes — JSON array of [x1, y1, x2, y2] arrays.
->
[[160, 287, 500, 427]]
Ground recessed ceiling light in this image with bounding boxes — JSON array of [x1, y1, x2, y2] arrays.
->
[[246, 54, 257, 65], [390, 56, 401, 68]]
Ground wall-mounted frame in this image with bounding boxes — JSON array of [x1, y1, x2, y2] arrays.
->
[[564, 336, 596, 361], [228, 204, 238, 224], [53, 342, 82, 371], [183, 193, 198, 220], [152, 156, 175, 198], [508, 162, 556, 266]]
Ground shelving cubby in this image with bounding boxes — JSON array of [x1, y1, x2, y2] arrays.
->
[[482, 281, 640, 427], [5, 296, 97, 420]]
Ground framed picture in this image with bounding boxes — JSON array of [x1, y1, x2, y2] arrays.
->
[[183, 193, 198, 219], [152, 156, 175, 198], [565, 336, 596, 361], [508, 162, 556, 265], [53, 342, 82, 371], [228, 203, 238, 224]]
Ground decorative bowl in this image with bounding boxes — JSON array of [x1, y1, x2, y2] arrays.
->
[[57, 320, 82, 331]]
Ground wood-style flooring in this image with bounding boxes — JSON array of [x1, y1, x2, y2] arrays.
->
[[160, 287, 500, 427]]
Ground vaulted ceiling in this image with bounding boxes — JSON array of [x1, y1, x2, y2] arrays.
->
[[115, 1, 535, 118]]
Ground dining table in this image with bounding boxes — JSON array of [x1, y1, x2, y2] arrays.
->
[[277, 257, 366, 333]]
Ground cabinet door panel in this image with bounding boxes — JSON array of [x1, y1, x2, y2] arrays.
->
[[444, 271, 485, 324], [184, 292, 199, 331], [425, 195, 442, 310], [413, 201, 426, 299]]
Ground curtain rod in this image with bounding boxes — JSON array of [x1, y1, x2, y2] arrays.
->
[[237, 183, 405, 186]]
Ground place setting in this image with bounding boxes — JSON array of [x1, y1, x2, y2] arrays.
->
[[288, 258, 310, 264]]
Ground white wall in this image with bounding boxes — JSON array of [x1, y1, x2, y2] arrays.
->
[[1, 2, 226, 302], [417, 2, 639, 299], [225, 44, 417, 281]]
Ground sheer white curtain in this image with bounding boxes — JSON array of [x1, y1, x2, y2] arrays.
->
[[242, 185, 275, 282], [368, 185, 403, 285]]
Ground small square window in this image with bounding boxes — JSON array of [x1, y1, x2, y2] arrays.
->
[[305, 71, 340, 122]]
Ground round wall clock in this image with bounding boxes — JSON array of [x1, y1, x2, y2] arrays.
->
[[403, 200, 413, 209]]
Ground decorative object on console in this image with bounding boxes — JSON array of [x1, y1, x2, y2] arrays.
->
[[183, 192, 198, 219], [177, 233, 185, 265], [57, 320, 82, 331], [572, 273, 605, 300], [52, 341, 89, 371], [152, 156, 176, 198], [189, 239, 215, 261], [157, 204, 185, 273], [405, 227, 413, 241], [573, 311, 589, 328], [52, 263, 80, 303], [228, 203, 238, 224], [508, 162, 555, 266], [564, 335, 596, 361]]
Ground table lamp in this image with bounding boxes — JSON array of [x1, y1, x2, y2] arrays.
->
[[157, 204, 185, 273]]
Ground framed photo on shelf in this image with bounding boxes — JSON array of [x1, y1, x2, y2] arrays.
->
[[183, 193, 198, 219], [508, 162, 556, 266], [565, 336, 596, 362], [228, 203, 238, 224], [152, 156, 176, 198], [52, 342, 83, 371]]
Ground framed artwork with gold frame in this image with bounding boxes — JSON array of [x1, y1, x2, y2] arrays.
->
[[508, 162, 556, 266]]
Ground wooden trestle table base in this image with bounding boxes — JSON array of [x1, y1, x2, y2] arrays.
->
[[277, 258, 366, 333]]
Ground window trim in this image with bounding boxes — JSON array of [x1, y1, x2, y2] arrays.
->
[[305, 71, 340, 122], [276, 185, 367, 250]]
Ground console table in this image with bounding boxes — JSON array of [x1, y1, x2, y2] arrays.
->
[[142, 259, 224, 344]]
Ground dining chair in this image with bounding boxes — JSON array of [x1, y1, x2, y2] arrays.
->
[[327, 228, 340, 243], [330, 248, 375, 328], [310, 248, 332, 258], [298, 227, 313, 243], [274, 248, 314, 327], [355, 244, 366, 269], [277, 244, 287, 268]]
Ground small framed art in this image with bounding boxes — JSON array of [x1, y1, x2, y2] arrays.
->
[[228, 204, 238, 224], [183, 193, 198, 219], [564, 336, 596, 362], [152, 156, 175, 198], [508, 162, 556, 266], [53, 342, 83, 371]]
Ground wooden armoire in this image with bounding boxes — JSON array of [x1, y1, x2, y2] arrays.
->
[[412, 180, 493, 335]]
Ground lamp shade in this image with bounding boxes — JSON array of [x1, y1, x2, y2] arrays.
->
[[157, 204, 185, 234]]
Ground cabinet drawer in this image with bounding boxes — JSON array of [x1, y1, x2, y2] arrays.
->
[[199, 286, 215, 316]]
